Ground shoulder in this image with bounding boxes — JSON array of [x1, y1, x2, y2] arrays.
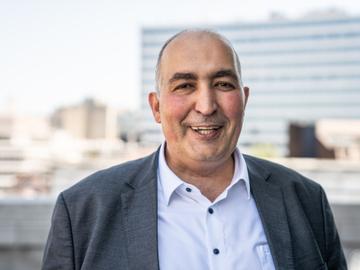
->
[[245, 154, 328, 231], [244, 154, 323, 194], [60, 150, 159, 203]]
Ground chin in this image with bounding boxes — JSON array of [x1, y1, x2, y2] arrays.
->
[[189, 148, 226, 162]]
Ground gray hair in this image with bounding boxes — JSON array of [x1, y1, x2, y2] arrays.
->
[[154, 29, 243, 93]]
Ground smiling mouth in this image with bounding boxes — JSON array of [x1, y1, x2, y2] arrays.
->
[[190, 125, 222, 136]]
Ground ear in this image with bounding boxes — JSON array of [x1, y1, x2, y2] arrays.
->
[[243, 86, 250, 107], [148, 91, 161, 123]]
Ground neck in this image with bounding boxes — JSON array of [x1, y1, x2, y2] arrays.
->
[[165, 150, 235, 202]]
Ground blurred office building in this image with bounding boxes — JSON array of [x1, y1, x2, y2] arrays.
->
[[140, 10, 360, 156], [118, 109, 143, 143], [0, 98, 128, 197], [51, 98, 118, 141], [0, 109, 53, 197], [289, 119, 360, 160], [49, 98, 129, 171]]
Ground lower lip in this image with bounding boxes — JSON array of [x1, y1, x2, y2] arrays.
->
[[189, 127, 222, 140]]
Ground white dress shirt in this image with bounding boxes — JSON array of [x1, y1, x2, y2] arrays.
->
[[157, 143, 276, 270]]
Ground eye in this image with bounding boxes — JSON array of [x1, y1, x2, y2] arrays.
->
[[214, 81, 235, 91], [173, 83, 195, 91]]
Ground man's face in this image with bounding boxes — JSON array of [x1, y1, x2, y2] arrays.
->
[[149, 33, 249, 167]]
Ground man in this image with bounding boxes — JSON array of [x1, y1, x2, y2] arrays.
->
[[42, 30, 347, 270]]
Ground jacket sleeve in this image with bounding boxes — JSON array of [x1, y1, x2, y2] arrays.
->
[[42, 193, 75, 270], [321, 187, 348, 270]]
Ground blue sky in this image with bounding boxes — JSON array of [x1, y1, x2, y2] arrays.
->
[[1, 0, 360, 115]]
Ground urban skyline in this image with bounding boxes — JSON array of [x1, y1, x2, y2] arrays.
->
[[1, 1, 360, 116]]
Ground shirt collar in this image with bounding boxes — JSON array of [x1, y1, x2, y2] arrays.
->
[[157, 142, 251, 206], [232, 147, 251, 200], [158, 143, 184, 205]]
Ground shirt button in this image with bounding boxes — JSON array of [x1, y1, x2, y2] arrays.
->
[[208, 208, 214, 214], [213, 248, 220, 255], [185, 187, 192, 192]]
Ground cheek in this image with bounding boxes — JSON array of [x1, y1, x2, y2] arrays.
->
[[159, 95, 191, 142], [220, 92, 245, 119], [160, 95, 190, 122]]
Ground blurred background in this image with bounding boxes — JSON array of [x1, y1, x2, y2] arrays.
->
[[1, 0, 360, 269]]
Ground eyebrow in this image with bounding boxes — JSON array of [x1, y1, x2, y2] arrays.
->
[[211, 69, 239, 82], [168, 69, 239, 84], [169, 72, 198, 84]]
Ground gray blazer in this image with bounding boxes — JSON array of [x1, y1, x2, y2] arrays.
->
[[42, 150, 347, 270]]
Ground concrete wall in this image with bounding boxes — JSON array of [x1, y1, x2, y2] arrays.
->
[[0, 199, 359, 270], [0, 199, 53, 270]]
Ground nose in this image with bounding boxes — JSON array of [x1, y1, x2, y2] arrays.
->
[[194, 83, 217, 116]]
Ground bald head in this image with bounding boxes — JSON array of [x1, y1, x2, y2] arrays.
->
[[155, 29, 243, 92]]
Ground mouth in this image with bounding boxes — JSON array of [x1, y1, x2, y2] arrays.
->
[[189, 125, 223, 138]]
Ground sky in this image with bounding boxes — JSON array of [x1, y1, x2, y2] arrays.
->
[[1, 0, 360, 116]]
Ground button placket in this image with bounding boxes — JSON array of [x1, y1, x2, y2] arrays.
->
[[205, 204, 225, 270]]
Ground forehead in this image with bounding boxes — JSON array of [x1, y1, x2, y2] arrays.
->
[[160, 33, 236, 79]]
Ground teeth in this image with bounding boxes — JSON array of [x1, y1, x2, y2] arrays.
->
[[196, 129, 214, 135], [191, 126, 220, 134], [191, 126, 220, 131]]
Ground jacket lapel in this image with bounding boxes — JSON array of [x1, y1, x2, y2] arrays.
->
[[121, 151, 160, 270], [245, 156, 294, 270]]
